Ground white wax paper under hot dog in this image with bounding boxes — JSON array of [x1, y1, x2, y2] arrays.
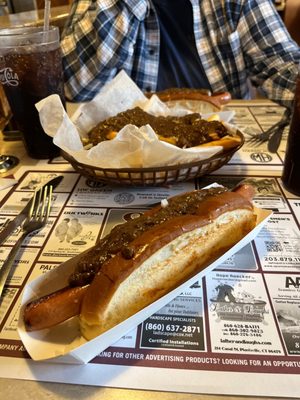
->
[[18, 205, 272, 364], [35, 70, 236, 169]]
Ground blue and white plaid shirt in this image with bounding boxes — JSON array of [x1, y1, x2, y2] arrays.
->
[[61, 0, 300, 107]]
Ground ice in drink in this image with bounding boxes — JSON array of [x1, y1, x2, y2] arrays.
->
[[0, 26, 65, 159]]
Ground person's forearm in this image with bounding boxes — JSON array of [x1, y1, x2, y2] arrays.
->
[[241, 0, 300, 108]]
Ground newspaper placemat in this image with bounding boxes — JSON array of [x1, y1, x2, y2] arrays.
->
[[0, 165, 299, 398]]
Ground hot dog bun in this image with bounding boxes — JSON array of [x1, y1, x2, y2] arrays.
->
[[23, 185, 256, 336], [145, 88, 231, 110], [80, 190, 256, 340]]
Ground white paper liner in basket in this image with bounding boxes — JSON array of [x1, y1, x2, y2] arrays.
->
[[36, 71, 236, 170], [18, 206, 272, 364]]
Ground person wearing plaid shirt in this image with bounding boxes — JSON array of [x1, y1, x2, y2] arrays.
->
[[61, 0, 300, 108]]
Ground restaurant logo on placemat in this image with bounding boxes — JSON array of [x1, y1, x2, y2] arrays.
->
[[85, 179, 107, 188], [0, 67, 19, 86], [250, 153, 272, 163], [114, 193, 135, 205]]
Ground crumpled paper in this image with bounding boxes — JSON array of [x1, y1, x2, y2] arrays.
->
[[36, 70, 235, 169]]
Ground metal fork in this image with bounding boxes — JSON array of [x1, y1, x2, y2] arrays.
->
[[0, 185, 53, 299], [246, 109, 291, 147]]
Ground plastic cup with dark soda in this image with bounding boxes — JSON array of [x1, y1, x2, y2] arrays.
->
[[282, 74, 300, 196], [0, 26, 65, 159]]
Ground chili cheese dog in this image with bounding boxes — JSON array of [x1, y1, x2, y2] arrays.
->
[[23, 184, 256, 337], [145, 88, 231, 109]]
